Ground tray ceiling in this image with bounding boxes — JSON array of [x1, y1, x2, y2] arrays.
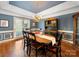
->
[[9, 1, 65, 13]]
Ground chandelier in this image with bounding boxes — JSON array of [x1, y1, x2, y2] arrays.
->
[[34, 15, 41, 22]]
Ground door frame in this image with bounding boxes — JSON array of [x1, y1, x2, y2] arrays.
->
[[73, 12, 79, 46]]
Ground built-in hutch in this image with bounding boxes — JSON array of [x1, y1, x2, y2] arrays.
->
[[44, 17, 58, 36]]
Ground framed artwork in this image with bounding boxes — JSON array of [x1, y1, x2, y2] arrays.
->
[[0, 20, 8, 27]]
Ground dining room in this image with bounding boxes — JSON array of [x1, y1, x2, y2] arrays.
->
[[0, 1, 79, 57]]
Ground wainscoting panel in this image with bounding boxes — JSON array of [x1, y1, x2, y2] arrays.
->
[[0, 31, 14, 41]]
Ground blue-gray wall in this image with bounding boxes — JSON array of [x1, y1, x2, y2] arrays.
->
[[0, 14, 14, 41], [38, 13, 74, 31], [0, 14, 13, 31], [38, 20, 45, 31], [57, 13, 74, 41], [56, 13, 74, 31]]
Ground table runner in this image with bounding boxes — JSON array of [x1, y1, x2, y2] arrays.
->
[[36, 34, 56, 46]]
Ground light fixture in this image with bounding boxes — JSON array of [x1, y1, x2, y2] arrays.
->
[[34, 15, 41, 22]]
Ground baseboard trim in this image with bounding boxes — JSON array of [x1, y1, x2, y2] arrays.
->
[[63, 39, 73, 44]]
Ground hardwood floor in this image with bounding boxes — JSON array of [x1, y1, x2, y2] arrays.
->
[[0, 39, 79, 57], [0, 40, 25, 57], [61, 41, 79, 57], [0, 39, 55, 57]]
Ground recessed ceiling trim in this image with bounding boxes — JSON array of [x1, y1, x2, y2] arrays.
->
[[0, 1, 36, 19], [37, 1, 79, 17], [42, 6, 79, 19]]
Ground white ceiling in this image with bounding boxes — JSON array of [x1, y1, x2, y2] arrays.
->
[[0, 1, 79, 20]]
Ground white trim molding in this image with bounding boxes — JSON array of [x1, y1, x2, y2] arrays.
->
[[37, 1, 79, 19], [0, 1, 36, 19], [0, 30, 14, 33], [58, 30, 73, 33]]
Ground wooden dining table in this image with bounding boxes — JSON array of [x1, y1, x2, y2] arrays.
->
[[35, 35, 52, 44], [33, 32, 56, 56], [33, 31, 56, 45], [24, 31, 56, 56]]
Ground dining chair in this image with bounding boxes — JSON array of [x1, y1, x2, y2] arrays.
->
[[22, 31, 30, 55], [47, 32, 63, 57], [28, 32, 44, 57]]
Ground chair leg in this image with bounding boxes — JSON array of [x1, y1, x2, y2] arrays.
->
[[28, 45, 31, 56], [44, 45, 47, 56], [27, 45, 29, 55], [59, 47, 61, 57], [56, 48, 58, 57], [27, 40, 29, 55], [23, 40, 25, 49], [36, 48, 37, 57]]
